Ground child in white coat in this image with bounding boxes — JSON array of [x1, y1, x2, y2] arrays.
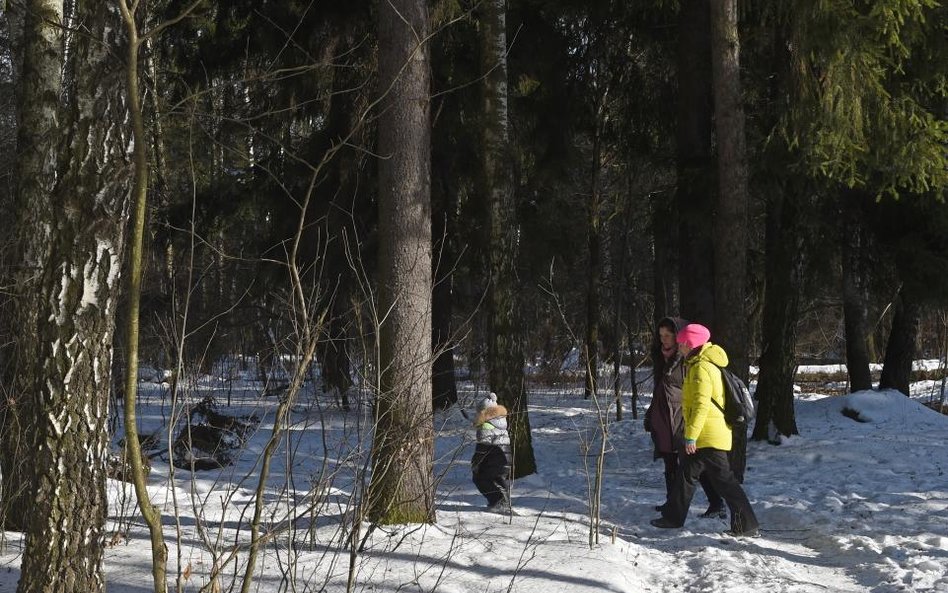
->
[[471, 392, 511, 511]]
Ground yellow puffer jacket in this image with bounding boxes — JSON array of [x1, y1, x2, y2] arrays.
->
[[682, 342, 732, 451]]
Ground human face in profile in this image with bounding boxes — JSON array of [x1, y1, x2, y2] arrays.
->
[[659, 326, 676, 354]]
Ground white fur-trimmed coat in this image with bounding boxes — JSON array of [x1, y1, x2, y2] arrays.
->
[[474, 404, 510, 447]]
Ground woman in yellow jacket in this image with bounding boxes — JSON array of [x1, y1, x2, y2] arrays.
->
[[649, 323, 759, 537]]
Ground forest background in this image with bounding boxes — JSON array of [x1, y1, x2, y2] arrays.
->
[[0, 0, 946, 592]]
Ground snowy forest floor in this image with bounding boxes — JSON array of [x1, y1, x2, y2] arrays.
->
[[0, 363, 946, 593]]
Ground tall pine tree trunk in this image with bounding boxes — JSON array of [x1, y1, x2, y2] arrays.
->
[[879, 291, 920, 396], [584, 130, 602, 400], [710, 0, 750, 480], [368, 0, 436, 525], [17, 1, 131, 591], [710, 0, 749, 376], [676, 0, 715, 325], [840, 189, 873, 392], [481, 0, 535, 477], [1, 0, 64, 533], [751, 187, 803, 443]]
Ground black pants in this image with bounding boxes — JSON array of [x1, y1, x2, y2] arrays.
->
[[665, 448, 758, 533], [472, 443, 510, 506], [660, 453, 723, 510]]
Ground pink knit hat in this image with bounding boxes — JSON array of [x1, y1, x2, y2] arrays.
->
[[676, 323, 711, 350]]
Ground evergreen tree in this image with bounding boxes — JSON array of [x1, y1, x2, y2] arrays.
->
[[368, 0, 437, 524], [482, 0, 536, 477], [710, 0, 752, 477]]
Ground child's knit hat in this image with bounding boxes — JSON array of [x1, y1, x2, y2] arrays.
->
[[477, 392, 500, 412]]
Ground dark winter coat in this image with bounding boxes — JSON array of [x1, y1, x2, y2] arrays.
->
[[644, 317, 688, 458]]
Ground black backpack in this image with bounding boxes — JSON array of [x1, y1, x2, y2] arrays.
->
[[711, 366, 756, 427]]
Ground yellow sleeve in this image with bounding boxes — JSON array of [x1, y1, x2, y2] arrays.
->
[[683, 363, 714, 442]]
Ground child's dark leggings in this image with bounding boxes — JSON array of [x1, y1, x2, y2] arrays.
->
[[472, 443, 510, 506]]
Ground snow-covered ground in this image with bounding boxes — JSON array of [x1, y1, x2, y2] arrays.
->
[[1, 364, 946, 593]]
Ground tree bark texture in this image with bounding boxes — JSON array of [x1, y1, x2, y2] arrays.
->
[[369, 0, 436, 525], [710, 0, 749, 379], [17, 2, 131, 592], [879, 292, 920, 396], [676, 0, 715, 326], [751, 189, 803, 443], [481, 0, 536, 477], [840, 190, 874, 392], [1, 0, 63, 532]]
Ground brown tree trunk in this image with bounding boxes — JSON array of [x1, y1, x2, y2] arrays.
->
[[676, 0, 715, 326], [368, 0, 436, 525], [481, 0, 536, 477], [318, 306, 353, 410], [1, 0, 64, 533], [879, 291, 920, 397], [584, 131, 602, 400], [751, 187, 803, 445], [710, 0, 749, 377], [840, 189, 873, 392], [17, 0, 132, 590], [710, 0, 750, 480]]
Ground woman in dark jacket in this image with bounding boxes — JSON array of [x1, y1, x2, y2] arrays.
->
[[644, 317, 724, 516]]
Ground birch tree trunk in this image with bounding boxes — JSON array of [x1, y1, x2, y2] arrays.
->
[[1, 0, 63, 533], [368, 0, 436, 524], [481, 0, 536, 477], [17, 1, 131, 591]]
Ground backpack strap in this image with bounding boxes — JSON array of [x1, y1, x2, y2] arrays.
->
[[697, 360, 726, 414]]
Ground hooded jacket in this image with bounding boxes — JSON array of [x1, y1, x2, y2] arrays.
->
[[682, 342, 732, 451], [645, 317, 688, 457], [473, 394, 511, 450]]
